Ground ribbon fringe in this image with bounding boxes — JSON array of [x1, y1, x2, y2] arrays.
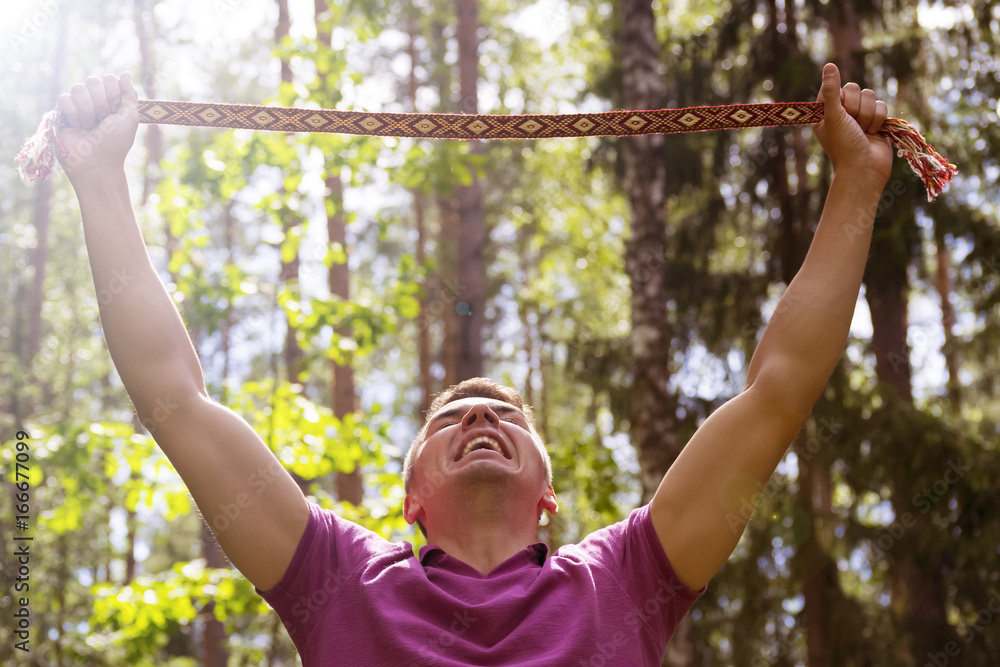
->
[[15, 110, 65, 183], [879, 118, 959, 202], [15, 105, 957, 201]]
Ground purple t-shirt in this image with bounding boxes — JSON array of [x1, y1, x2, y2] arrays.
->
[[258, 502, 705, 666]]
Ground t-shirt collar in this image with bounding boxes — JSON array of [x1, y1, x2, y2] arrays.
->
[[419, 542, 549, 567]]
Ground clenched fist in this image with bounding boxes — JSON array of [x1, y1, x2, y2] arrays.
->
[[55, 73, 139, 184], [812, 64, 893, 188]]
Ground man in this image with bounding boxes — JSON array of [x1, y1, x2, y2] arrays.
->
[[58, 62, 890, 665]]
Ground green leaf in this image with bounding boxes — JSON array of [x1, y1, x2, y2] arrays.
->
[[325, 242, 348, 267]]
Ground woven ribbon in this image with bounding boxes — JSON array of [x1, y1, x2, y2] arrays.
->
[[16, 99, 957, 200]]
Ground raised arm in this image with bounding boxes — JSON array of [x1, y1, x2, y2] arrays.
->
[[59, 74, 309, 591], [649, 64, 893, 590]]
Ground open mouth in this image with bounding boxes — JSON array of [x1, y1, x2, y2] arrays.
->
[[454, 435, 511, 462]]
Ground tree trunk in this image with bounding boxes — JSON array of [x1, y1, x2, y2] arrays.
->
[[933, 223, 961, 415], [844, 54, 954, 667], [221, 203, 235, 397], [133, 0, 163, 206], [619, 0, 675, 522], [539, 323, 551, 446], [439, 195, 461, 387], [27, 11, 67, 363], [765, 3, 840, 663], [454, 0, 486, 380], [829, 0, 866, 88], [430, 18, 461, 387], [276, 0, 303, 384], [795, 420, 840, 667], [415, 187, 434, 413], [200, 523, 230, 667], [28, 179, 52, 363], [408, 16, 433, 415], [314, 0, 363, 505], [619, 1, 688, 664], [517, 210, 538, 408], [327, 174, 363, 504], [127, 413, 143, 584], [866, 245, 956, 661], [276, 0, 292, 86]]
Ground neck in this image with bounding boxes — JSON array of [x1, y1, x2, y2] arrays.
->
[[425, 484, 541, 574], [428, 522, 540, 575]]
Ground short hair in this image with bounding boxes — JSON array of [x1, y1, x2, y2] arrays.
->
[[402, 378, 552, 530]]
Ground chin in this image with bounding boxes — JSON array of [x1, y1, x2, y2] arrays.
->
[[456, 462, 517, 484]]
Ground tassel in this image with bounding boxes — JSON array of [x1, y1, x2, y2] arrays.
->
[[879, 118, 958, 202], [15, 110, 66, 183]]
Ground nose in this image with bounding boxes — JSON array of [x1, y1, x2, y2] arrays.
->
[[460, 403, 499, 429]]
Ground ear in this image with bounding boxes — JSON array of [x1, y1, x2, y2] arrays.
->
[[538, 484, 558, 516], [403, 492, 423, 526]]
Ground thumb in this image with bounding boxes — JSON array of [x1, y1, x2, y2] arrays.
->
[[819, 63, 842, 114]]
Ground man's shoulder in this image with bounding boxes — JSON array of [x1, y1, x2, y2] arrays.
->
[[550, 504, 651, 561], [303, 501, 416, 560]]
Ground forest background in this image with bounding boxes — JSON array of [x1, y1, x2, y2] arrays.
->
[[1, 0, 998, 665]]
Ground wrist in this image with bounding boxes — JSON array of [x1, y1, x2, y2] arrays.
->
[[830, 166, 888, 196], [69, 166, 129, 194]]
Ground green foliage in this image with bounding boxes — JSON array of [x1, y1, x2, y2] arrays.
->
[[90, 561, 270, 664], [230, 378, 387, 479], [2, 0, 998, 664]]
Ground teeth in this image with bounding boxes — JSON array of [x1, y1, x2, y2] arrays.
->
[[460, 436, 503, 459]]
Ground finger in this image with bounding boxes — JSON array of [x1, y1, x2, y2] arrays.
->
[[56, 93, 79, 128], [120, 71, 138, 107], [820, 63, 843, 113], [103, 74, 122, 113], [70, 82, 96, 129], [869, 99, 888, 134], [841, 82, 861, 118], [85, 76, 111, 123], [858, 88, 876, 131]]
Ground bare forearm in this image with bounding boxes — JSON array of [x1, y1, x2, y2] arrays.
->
[[75, 171, 205, 418], [746, 173, 882, 412]]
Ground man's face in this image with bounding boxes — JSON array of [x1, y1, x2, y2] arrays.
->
[[403, 397, 555, 531]]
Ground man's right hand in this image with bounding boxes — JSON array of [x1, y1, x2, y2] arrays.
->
[[56, 73, 139, 184]]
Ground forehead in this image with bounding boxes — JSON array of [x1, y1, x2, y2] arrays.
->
[[425, 398, 525, 425]]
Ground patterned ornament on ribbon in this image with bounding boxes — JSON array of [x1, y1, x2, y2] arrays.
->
[[16, 99, 956, 200]]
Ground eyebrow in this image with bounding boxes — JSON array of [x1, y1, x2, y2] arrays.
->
[[427, 403, 524, 428]]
